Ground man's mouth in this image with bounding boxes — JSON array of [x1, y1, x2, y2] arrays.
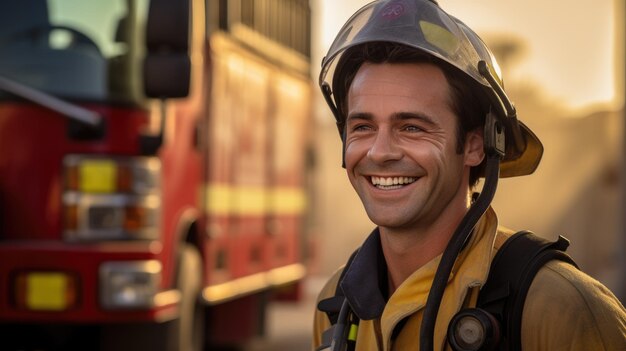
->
[[371, 176, 417, 190]]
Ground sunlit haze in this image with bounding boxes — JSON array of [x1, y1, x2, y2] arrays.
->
[[315, 0, 619, 111]]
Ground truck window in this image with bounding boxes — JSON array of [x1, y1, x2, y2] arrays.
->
[[0, 0, 149, 105]]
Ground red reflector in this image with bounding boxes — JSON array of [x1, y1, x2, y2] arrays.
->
[[124, 206, 145, 231]]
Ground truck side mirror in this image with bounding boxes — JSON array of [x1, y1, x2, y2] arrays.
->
[[143, 0, 191, 98]]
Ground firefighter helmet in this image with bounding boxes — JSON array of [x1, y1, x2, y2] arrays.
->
[[319, 0, 543, 177]]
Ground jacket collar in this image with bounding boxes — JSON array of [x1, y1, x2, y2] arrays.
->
[[339, 227, 388, 320], [339, 208, 500, 321]]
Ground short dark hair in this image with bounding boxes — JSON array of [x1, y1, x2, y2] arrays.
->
[[332, 41, 486, 186]]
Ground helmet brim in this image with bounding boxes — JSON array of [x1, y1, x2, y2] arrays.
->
[[500, 121, 543, 177]]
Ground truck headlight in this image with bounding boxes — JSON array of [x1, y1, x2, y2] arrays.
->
[[62, 156, 161, 241], [100, 260, 161, 309]]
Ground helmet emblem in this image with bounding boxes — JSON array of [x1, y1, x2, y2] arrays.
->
[[381, 2, 405, 19]]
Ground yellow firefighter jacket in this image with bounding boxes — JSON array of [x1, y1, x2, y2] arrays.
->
[[312, 208, 626, 351]]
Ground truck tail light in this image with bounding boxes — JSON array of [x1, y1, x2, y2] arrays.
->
[[62, 156, 161, 241], [124, 205, 158, 231], [65, 159, 151, 194]]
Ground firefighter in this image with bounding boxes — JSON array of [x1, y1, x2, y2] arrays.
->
[[312, 0, 626, 350]]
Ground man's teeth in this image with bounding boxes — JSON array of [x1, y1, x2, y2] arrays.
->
[[371, 176, 417, 188]]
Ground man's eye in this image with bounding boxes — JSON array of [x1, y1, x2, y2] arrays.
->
[[404, 125, 423, 132], [352, 124, 372, 132]]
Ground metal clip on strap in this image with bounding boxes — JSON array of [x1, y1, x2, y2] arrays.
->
[[485, 110, 505, 158]]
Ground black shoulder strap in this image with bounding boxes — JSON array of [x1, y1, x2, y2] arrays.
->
[[477, 231, 578, 351]]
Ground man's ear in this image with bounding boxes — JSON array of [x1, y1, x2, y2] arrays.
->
[[464, 129, 485, 167]]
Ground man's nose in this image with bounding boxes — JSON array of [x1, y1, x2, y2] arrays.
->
[[366, 129, 403, 163]]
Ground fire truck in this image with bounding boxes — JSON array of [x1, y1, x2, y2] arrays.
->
[[0, 0, 312, 349]]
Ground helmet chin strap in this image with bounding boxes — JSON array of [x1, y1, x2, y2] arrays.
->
[[419, 109, 504, 351], [419, 154, 500, 351]]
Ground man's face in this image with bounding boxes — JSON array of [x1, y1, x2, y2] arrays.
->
[[344, 62, 483, 233]]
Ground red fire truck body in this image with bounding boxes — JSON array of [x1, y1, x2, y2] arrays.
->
[[0, 0, 311, 349]]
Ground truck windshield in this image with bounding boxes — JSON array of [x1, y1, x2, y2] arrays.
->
[[0, 0, 149, 105]]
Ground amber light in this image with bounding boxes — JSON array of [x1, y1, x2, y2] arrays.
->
[[124, 206, 145, 231], [116, 165, 133, 192], [64, 205, 79, 231], [65, 165, 79, 191], [14, 272, 78, 311]]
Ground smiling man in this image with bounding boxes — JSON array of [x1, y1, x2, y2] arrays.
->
[[345, 61, 485, 289], [313, 1, 626, 350]]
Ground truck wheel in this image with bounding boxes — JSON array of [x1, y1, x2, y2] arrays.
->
[[175, 243, 205, 351]]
